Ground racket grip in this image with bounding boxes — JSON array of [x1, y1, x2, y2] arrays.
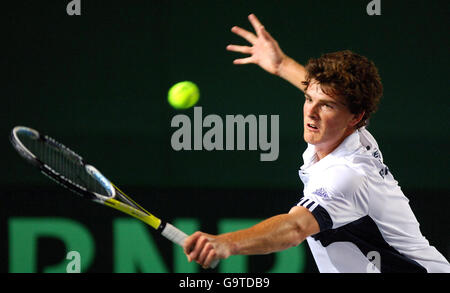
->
[[210, 259, 220, 269], [161, 222, 188, 246], [161, 223, 220, 269]]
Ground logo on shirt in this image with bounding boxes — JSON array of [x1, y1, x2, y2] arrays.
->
[[312, 188, 329, 199], [372, 150, 381, 159]]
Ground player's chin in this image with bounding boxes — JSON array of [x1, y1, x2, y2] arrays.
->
[[303, 132, 319, 144]]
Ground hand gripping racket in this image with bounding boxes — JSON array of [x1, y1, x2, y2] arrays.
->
[[10, 126, 219, 269]]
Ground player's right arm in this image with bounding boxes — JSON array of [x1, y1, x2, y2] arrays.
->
[[183, 205, 319, 268], [227, 14, 308, 92]]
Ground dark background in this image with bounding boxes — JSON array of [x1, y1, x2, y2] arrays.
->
[[2, 0, 449, 272]]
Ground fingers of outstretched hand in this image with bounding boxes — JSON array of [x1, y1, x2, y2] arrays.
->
[[226, 44, 252, 54], [248, 13, 265, 35], [231, 26, 257, 44], [260, 26, 274, 41], [233, 57, 254, 65]]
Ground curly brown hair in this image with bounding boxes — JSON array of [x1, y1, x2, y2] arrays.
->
[[302, 50, 383, 129]]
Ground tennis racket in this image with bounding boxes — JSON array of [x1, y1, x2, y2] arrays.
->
[[10, 126, 219, 269]]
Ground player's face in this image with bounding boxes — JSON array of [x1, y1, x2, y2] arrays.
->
[[303, 80, 362, 159]]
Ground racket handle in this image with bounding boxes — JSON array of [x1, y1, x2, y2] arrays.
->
[[161, 222, 188, 246], [210, 259, 220, 269], [161, 223, 220, 269]]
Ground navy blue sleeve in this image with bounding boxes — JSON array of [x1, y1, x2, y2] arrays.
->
[[297, 197, 333, 231]]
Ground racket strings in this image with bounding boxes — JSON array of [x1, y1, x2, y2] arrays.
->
[[20, 133, 107, 195]]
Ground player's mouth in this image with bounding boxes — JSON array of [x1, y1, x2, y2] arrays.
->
[[306, 123, 319, 132]]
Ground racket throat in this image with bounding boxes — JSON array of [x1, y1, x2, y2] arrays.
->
[[103, 198, 161, 230]]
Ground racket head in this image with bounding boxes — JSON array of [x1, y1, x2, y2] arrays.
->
[[10, 126, 115, 200], [11, 126, 159, 226]]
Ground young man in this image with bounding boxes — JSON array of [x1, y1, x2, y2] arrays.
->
[[182, 14, 450, 273]]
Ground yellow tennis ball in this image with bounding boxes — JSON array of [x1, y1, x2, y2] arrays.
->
[[167, 81, 200, 109]]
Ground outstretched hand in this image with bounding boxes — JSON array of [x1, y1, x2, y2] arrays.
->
[[227, 14, 286, 75]]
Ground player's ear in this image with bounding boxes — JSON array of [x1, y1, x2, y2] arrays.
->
[[350, 111, 365, 128]]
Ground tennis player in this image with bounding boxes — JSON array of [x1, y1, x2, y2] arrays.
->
[[183, 14, 450, 273]]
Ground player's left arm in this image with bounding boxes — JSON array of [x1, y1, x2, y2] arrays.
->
[[227, 14, 309, 92], [183, 206, 319, 268]]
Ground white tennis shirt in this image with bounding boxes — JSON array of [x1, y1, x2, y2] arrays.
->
[[297, 127, 450, 273]]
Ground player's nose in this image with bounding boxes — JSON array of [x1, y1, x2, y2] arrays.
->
[[304, 103, 319, 120]]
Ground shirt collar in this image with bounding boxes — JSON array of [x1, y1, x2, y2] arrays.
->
[[300, 128, 362, 172]]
